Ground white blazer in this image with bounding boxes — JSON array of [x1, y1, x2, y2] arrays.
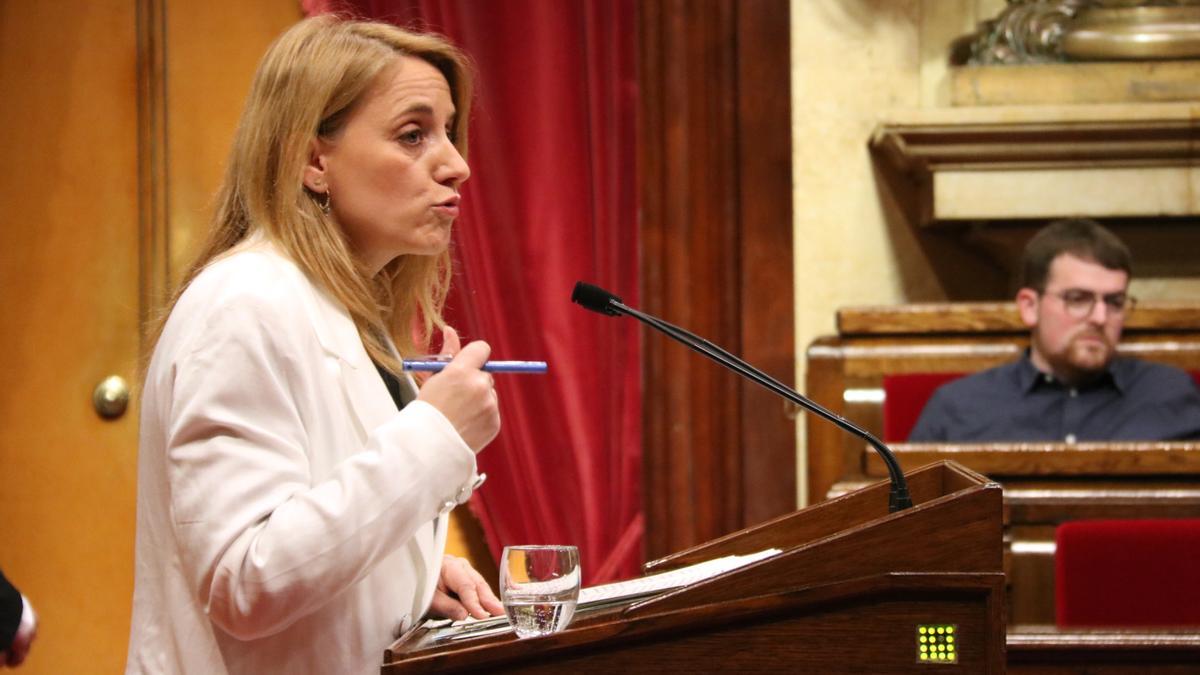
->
[[127, 238, 481, 675]]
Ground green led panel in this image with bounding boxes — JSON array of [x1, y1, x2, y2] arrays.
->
[[916, 624, 957, 664]]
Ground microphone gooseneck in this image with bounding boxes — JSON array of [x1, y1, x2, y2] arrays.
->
[[571, 280, 912, 513]]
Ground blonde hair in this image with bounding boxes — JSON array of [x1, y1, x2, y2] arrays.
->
[[151, 15, 473, 373]]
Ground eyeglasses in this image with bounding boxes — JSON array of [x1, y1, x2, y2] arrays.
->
[[1043, 289, 1135, 319]]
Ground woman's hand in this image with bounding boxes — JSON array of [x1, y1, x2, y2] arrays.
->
[[416, 327, 500, 453], [430, 554, 504, 621]]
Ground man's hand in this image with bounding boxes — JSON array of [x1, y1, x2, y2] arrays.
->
[[430, 555, 504, 621]]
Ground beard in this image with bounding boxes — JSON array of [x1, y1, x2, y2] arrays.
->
[[1057, 327, 1116, 380]]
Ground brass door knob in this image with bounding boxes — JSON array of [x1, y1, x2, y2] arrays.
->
[[93, 375, 130, 419]]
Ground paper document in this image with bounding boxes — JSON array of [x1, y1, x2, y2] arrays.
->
[[578, 548, 782, 606], [436, 548, 782, 635]]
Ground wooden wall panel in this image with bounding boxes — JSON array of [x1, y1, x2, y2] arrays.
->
[[639, 0, 795, 561]]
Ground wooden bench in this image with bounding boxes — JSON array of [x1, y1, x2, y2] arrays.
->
[[804, 302, 1200, 629], [806, 301, 1200, 505]]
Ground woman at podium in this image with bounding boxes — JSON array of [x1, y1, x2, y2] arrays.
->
[[127, 16, 502, 674]]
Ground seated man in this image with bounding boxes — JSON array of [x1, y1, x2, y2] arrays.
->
[[910, 218, 1200, 443]]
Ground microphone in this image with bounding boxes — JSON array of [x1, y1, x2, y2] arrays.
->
[[571, 281, 913, 512]]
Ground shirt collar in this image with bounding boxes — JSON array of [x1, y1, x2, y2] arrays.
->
[[1016, 351, 1046, 393], [1018, 349, 1125, 394]]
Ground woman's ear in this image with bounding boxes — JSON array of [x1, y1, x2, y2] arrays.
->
[[302, 138, 330, 193], [1016, 287, 1040, 328]]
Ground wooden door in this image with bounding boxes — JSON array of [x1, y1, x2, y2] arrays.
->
[[0, 2, 142, 672], [0, 2, 299, 672]]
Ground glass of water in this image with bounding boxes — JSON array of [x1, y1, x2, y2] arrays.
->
[[500, 545, 581, 639]]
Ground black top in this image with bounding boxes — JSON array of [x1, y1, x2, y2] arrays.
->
[[909, 353, 1200, 443], [375, 364, 407, 411]]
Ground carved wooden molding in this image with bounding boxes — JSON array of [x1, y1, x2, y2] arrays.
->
[[137, 0, 170, 348], [1008, 627, 1200, 650], [865, 442, 1200, 477], [869, 113, 1200, 226], [871, 118, 1200, 173], [837, 301, 1200, 335]]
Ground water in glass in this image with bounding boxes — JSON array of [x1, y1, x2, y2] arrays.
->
[[500, 545, 581, 639]]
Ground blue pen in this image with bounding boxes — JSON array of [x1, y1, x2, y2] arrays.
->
[[401, 359, 548, 374]]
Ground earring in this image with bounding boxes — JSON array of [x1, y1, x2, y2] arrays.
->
[[313, 188, 331, 215]]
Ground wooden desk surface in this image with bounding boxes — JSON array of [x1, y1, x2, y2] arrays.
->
[[1008, 625, 1200, 673], [837, 302, 1200, 336]]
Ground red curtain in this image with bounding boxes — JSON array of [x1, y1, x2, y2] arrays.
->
[[304, 0, 642, 583]]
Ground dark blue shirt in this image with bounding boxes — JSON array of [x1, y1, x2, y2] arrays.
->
[[908, 354, 1200, 442]]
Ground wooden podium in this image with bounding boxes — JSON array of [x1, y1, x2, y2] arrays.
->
[[856, 441, 1200, 625], [381, 461, 1005, 674]]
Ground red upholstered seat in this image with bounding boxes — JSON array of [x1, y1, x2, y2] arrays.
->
[[1056, 519, 1200, 627], [881, 373, 964, 442]]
